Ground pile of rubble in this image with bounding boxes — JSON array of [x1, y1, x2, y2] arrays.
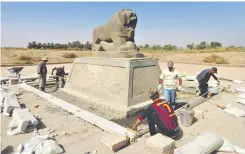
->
[[1, 85, 64, 154]]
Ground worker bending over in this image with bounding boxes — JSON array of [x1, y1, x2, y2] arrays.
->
[[196, 67, 220, 98], [51, 65, 66, 88], [37, 56, 49, 91], [158, 61, 182, 109], [133, 89, 179, 137]]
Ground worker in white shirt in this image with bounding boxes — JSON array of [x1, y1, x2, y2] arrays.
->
[[158, 61, 182, 109]]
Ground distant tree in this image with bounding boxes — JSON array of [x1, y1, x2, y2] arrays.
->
[[36, 43, 42, 49], [210, 41, 222, 48], [144, 44, 150, 48], [27, 42, 32, 49], [138, 45, 143, 48], [187, 43, 195, 50], [84, 41, 92, 50], [31, 41, 37, 49], [195, 41, 209, 50], [50, 43, 54, 49], [163, 44, 178, 51], [42, 43, 47, 49]]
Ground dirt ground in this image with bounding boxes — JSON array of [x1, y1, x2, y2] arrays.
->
[[1, 62, 245, 153], [1, 49, 245, 67]]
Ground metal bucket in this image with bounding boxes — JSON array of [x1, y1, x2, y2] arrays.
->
[[179, 109, 194, 127]]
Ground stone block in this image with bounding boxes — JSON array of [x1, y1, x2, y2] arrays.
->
[[3, 96, 21, 116], [100, 133, 129, 152], [174, 132, 224, 154], [63, 57, 161, 116], [13, 108, 38, 128], [146, 133, 175, 154], [7, 108, 38, 135]]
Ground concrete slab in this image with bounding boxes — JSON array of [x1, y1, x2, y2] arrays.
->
[[174, 132, 224, 154], [3, 96, 21, 116], [146, 133, 175, 154], [100, 133, 129, 152]]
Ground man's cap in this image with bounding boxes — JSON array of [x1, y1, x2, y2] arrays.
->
[[167, 61, 173, 67], [42, 56, 49, 61], [211, 67, 218, 73]]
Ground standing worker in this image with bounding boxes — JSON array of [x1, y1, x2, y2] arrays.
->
[[51, 65, 66, 88], [158, 61, 182, 109], [37, 56, 49, 91], [196, 67, 220, 98], [133, 89, 179, 137]]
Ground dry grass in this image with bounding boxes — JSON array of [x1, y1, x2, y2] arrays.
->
[[140, 47, 245, 53], [62, 52, 77, 58], [204, 54, 229, 64]]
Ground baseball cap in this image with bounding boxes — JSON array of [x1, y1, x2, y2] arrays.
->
[[167, 61, 173, 67], [211, 67, 218, 73]]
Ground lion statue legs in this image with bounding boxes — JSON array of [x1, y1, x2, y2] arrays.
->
[[93, 41, 138, 52]]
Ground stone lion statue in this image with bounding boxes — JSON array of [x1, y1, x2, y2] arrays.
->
[[92, 9, 138, 52]]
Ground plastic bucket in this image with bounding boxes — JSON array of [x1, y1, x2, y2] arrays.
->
[[179, 109, 195, 127]]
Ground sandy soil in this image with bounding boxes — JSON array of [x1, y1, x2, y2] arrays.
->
[[145, 52, 245, 67], [1, 62, 245, 153]]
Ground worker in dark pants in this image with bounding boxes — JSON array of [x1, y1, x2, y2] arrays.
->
[[37, 56, 49, 91], [51, 65, 66, 88], [196, 67, 220, 98], [133, 89, 179, 137]]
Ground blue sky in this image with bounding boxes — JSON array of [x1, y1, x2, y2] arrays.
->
[[1, 2, 245, 47]]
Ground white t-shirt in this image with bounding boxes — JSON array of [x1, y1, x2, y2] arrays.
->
[[160, 69, 180, 89]]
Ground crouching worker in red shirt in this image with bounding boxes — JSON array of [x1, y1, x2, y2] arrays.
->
[[133, 89, 180, 137]]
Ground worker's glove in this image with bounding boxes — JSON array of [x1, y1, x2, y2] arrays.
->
[[177, 86, 182, 91], [38, 74, 41, 79], [133, 125, 137, 131], [158, 84, 163, 90], [217, 80, 220, 85]]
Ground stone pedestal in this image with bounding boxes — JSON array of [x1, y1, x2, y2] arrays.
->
[[63, 57, 161, 116]]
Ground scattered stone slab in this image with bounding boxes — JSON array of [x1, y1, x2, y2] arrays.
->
[[216, 138, 245, 154], [100, 133, 129, 152], [174, 132, 224, 154], [236, 87, 245, 93], [146, 133, 175, 154], [3, 96, 21, 116], [18, 135, 64, 154], [232, 80, 242, 84], [7, 108, 38, 135], [224, 107, 245, 118]]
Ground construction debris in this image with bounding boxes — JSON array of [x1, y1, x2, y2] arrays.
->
[[7, 108, 38, 135], [174, 132, 224, 154], [193, 109, 204, 119], [16, 135, 64, 154]]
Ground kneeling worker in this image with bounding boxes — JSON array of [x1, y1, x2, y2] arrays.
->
[[51, 65, 66, 88], [133, 89, 179, 137]]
